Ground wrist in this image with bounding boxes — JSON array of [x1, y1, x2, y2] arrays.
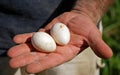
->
[[71, 0, 114, 24], [71, 9, 101, 25], [71, 7, 102, 24]]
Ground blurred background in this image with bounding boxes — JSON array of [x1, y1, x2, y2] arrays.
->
[[101, 0, 120, 75]]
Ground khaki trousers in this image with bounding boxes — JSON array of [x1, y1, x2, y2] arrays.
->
[[14, 47, 104, 75]]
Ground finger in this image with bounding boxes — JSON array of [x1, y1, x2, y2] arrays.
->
[[88, 29, 113, 59], [13, 32, 34, 44], [43, 13, 76, 32], [44, 18, 60, 31], [8, 43, 34, 58], [26, 45, 80, 73], [69, 33, 84, 48], [9, 52, 47, 68], [38, 28, 46, 32], [26, 53, 65, 73]]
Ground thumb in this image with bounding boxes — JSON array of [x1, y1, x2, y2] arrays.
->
[[88, 29, 113, 59]]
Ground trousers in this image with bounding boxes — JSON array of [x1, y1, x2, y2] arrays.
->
[[11, 47, 104, 75]]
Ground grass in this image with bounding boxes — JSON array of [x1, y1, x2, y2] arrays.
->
[[101, 0, 120, 75]]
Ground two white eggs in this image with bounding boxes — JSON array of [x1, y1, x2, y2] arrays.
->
[[31, 23, 70, 52]]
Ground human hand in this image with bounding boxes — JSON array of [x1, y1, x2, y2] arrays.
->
[[8, 12, 113, 73]]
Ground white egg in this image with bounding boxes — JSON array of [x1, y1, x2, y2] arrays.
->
[[50, 23, 70, 45], [31, 32, 56, 52]]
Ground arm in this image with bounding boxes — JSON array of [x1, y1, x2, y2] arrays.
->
[[72, 0, 114, 24]]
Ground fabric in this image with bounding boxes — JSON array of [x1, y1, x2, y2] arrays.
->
[[0, 47, 102, 75], [0, 0, 62, 55], [36, 47, 101, 75]]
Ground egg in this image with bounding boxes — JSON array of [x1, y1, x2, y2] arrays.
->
[[50, 23, 70, 45], [31, 32, 56, 52]]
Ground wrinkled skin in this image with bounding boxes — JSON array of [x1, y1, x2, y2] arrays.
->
[[8, 12, 113, 73]]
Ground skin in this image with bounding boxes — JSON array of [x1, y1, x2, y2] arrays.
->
[[8, 0, 114, 74]]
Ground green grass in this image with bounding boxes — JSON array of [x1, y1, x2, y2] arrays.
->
[[101, 0, 120, 75]]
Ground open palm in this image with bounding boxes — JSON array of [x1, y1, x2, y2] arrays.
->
[[8, 12, 113, 73]]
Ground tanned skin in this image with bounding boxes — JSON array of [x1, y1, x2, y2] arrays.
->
[[8, 0, 114, 73], [72, 0, 114, 23]]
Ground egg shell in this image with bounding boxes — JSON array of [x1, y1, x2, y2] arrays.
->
[[50, 23, 70, 45], [31, 32, 56, 52]]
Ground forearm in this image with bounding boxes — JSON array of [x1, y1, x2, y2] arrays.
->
[[71, 0, 114, 24]]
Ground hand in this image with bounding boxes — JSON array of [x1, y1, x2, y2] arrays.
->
[[8, 12, 113, 73]]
